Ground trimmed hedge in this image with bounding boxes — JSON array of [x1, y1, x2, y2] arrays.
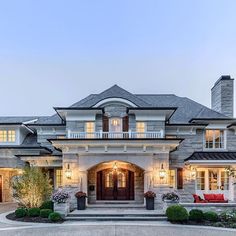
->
[[40, 200, 54, 210], [166, 205, 189, 222], [15, 208, 27, 218], [48, 212, 62, 222], [189, 209, 204, 222], [203, 211, 218, 222], [28, 208, 41, 217], [40, 209, 53, 218]]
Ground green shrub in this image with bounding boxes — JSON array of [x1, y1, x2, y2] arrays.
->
[[40, 200, 53, 210], [28, 207, 40, 217], [204, 211, 218, 222], [229, 223, 236, 228], [40, 209, 53, 218], [166, 205, 189, 222], [15, 208, 27, 218], [48, 212, 62, 222], [219, 211, 236, 223], [212, 222, 225, 228], [189, 209, 204, 222]]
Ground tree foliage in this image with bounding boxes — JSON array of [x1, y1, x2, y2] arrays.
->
[[11, 167, 53, 208]]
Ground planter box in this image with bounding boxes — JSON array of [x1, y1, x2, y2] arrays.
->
[[54, 202, 70, 218], [77, 197, 86, 210], [145, 197, 155, 210]]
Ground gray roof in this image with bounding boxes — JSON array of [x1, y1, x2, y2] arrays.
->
[[0, 116, 40, 124], [185, 152, 236, 161], [0, 85, 228, 125]]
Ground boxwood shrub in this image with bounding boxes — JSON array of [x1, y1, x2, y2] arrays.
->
[[40, 209, 53, 218], [166, 205, 189, 222], [189, 209, 204, 222], [28, 207, 40, 217], [203, 211, 218, 222], [40, 200, 54, 210], [15, 208, 27, 218], [48, 212, 62, 222]]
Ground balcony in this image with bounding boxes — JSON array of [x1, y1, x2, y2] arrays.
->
[[68, 130, 164, 139]]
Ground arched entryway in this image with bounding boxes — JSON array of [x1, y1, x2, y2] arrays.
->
[[87, 161, 144, 203]]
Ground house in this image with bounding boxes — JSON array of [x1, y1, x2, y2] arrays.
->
[[0, 75, 235, 208]]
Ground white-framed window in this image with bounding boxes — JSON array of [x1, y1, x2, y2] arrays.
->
[[85, 122, 95, 138], [196, 171, 205, 190], [55, 169, 63, 188], [0, 130, 16, 142], [204, 129, 225, 149], [136, 122, 146, 138]]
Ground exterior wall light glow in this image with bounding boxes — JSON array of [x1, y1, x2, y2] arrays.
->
[[159, 164, 166, 179], [113, 162, 118, 170], [65, 164, 72, 179]]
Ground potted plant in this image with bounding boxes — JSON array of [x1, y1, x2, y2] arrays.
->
[[144, 191, 156, 210], [162, 192, 179, 203], [75, 191, 87, 210], [51, 189, 70, 217]]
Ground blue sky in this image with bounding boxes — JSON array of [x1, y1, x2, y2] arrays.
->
[[0, 0, 235, 115]]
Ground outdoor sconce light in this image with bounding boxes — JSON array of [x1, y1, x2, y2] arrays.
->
[[159, 164, 166, 179], [191, 168, 196, 179], [65, 164, 72, 179]]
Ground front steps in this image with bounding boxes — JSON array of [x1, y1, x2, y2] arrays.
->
[[66, 204, 166, 221]]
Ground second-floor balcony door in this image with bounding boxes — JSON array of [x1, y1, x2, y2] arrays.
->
[[109, 117, 122, 138]]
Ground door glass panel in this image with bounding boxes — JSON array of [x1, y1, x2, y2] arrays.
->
[[105, 172, 113, 188], [110, 118, 122, 132], [196, 171, 205, 190], [117, 172, 126, 188], [220, 171, 229, 190], [209, 170, 218, 190], [169, 170, 176, 188]]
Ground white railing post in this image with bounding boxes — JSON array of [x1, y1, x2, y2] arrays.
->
[[68, 130, 71, 138]]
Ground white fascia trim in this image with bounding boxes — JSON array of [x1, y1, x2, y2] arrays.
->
[[22, 119, 38, 125], [93, 98, 137, 108], [186, 160, 236, 164]]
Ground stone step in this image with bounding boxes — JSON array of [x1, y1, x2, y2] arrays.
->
[[66, 216, 167, 221], [68, 213, 166, 217], [87, 203, 145, 209]]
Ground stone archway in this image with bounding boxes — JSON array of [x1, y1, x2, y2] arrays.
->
[[87, 161, 144, 204]]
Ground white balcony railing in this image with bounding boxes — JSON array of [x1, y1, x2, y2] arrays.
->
[[68, 130, 164, 139]]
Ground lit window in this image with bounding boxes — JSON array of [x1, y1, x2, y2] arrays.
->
[[55, 169, 62, 188], [196, 171, 205, 190], [136, 122, 146, 138], [220, 171, 229, 190], [169, 170, 176, 188], [0, 130, 16, 142], [209, 170, 218, 190], [85, 122, 95, 138], [109, 118, 122, 132], [205, 130, 224, 149], [117, 171, 126, 188], [105, 172, 113, 188]]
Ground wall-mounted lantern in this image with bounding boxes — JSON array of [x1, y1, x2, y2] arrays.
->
[[191, 167, 196, 179], [159, 163, 166, 179], [113, 162, 118, 171], [65, 164, 72, 179]]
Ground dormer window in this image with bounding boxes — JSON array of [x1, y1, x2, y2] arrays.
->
[[205, 129, 225, 149], [0, 130, 16, 142]]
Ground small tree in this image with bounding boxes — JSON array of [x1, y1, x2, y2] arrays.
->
[[11, 166, 53, 208]]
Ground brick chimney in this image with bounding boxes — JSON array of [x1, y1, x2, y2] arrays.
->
[[211, 75, 234, 117]]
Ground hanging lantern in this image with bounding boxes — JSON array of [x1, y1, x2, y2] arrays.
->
[[65, 164, 72, 179], [159, 163, 166, 179]]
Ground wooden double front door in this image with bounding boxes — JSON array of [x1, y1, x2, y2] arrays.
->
[[97, 168, 134, 200]]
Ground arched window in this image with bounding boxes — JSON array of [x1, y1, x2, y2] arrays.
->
[[117, 172, 126, 188], [105, 172, 113, 188]]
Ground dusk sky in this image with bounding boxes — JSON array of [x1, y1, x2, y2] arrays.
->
[[0, 0, 235, 116]]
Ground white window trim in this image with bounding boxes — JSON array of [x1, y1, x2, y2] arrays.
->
[[203, 129, 226, 150], [109, 117, 123, 132]]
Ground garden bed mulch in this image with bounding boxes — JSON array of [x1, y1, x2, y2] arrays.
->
[[6, 212, 64, 224]]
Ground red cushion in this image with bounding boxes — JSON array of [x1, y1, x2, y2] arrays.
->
[[192, 194, 200, 202], [215, 194, 224, 201], [204, 194, 215, 201]]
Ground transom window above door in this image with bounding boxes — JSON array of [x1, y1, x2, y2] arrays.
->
[[204, 129, 225, 149]]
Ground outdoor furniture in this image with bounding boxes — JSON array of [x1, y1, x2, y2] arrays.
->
[[192, 194, 228, 203], [192, 194, 208, 203], [203, 194, 228, 203]]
